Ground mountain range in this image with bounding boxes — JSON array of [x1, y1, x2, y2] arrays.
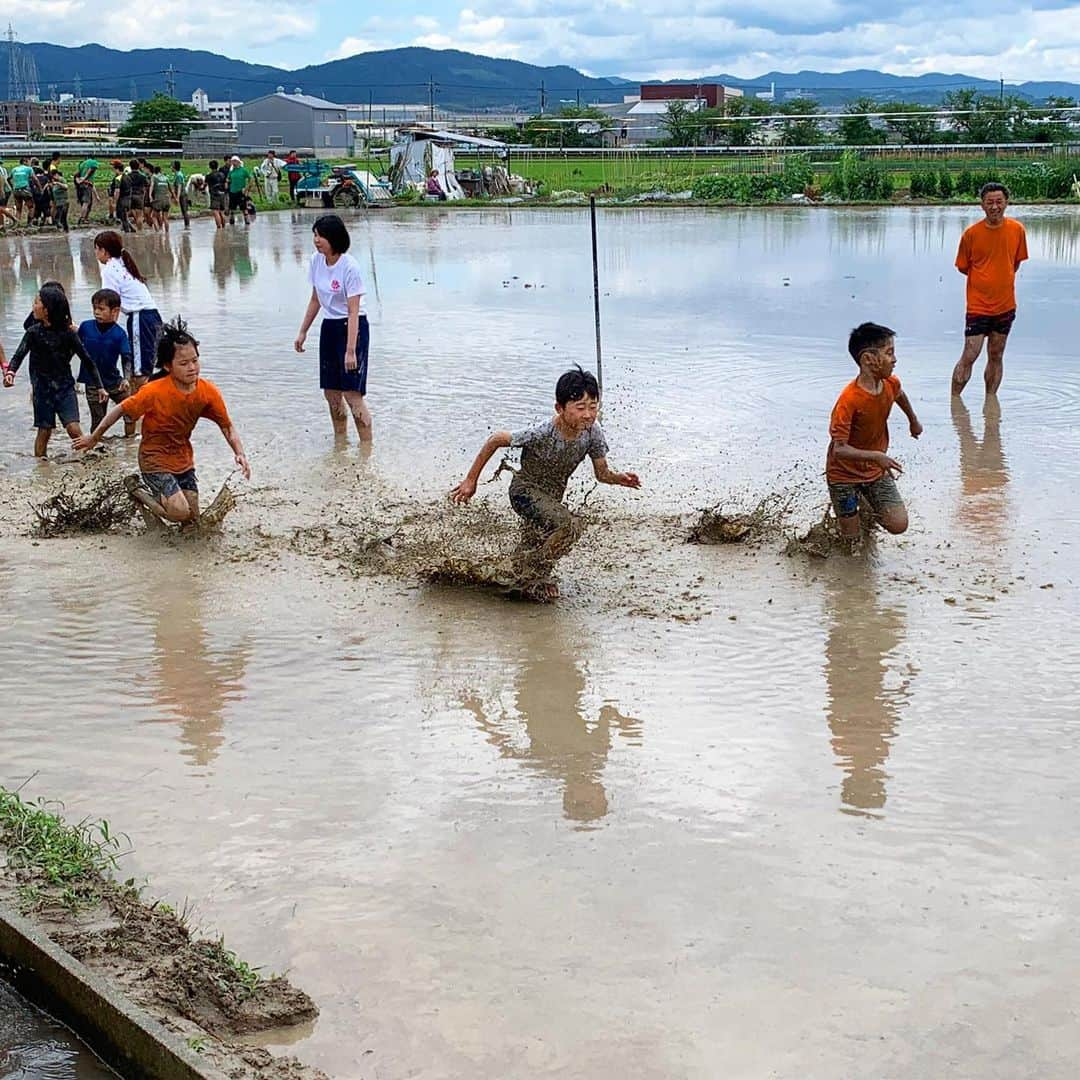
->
[[12, 43, 1080, 110]]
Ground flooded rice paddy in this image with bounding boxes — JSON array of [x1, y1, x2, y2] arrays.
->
[[2, 206, 1080, 1078]]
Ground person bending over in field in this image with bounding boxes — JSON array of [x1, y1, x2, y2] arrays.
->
[[450, 366, 640, 599], [74, 318, 250, 529]]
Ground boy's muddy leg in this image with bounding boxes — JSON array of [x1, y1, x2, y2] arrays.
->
[[984, 332, 1008, 395], [323, 389, 349, 439], [343, 390, 373, 443], [33, 428, 52, 458], [509, 490, 585, 595]]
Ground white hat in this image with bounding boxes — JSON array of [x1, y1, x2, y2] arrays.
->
[[230, 155, 242, 162]]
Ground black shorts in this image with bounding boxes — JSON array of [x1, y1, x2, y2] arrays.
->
[[228, 191, 245, 211], [319, 316, 369, 394], [129, 194, 145, 210], [965, 309, 1016, 337], [76, 182, 93, 204]]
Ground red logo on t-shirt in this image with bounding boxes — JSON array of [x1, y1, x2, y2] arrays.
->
[[331, 279, 341, 291]]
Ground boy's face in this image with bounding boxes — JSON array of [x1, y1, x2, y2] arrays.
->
[[169, 343, 201, 387], [93, 302, 120, 326], [556, 393, 600, 432], [862, 338, 896, 379]]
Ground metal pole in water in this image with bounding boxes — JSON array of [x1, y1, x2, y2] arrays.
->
[[590, 195, 603, 395]]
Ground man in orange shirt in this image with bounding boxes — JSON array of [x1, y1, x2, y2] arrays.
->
[[827, 322, 923, 544], [952, 182, 1028, 396], [75, 318, 250, 526]]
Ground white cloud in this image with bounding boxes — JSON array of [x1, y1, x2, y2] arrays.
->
[[326, 36, 382, 61]]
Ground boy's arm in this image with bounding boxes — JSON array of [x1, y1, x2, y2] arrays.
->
[[73, 402, 128, 450], [831, 440, 903, 475], [592, 457, 641, 488], [71, 334, 106, 397], [450, 431, 513, 503], [894, 390, 923, 438], [221, 424, 251, 480]]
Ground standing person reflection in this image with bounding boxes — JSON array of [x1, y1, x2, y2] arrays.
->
[[462, 626, 641, 827], [140, 572, 251, 769], [951, 395, 1009, 542], [823, 573, 912, 818]]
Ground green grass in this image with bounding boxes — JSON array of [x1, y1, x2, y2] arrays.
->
[[0, 786, 131, 894]]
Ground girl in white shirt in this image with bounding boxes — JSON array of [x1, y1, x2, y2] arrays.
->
[[293, 214, 372, 442], [93, 230, 163, 388]]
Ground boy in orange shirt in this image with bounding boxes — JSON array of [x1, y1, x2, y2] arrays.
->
[[827, 322, 922, 543], [74, 318, 250, 526], [952, 181, 1028, 396]]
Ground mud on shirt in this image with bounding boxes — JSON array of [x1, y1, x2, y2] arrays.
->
[[509, 419, 608, 498]]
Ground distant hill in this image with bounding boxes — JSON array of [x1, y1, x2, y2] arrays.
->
[[20, 44, 621, 109], [16, 43, 1080, 109]]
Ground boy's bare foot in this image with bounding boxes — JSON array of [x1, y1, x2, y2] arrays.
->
[[524, 579, 560, 602]]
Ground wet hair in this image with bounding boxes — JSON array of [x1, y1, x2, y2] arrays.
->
[[979, 181, 1009, 201], [555, 365, 600, 405], [150, 316, 200, 381], [848, 322, 895, 364], [93, 230, 146, 283], [209, 159, 219, 171], [38, 283, 73, 331], [41, 280, 66, 292], [91, 288, 121, 310], [313, 214, 350, 254]]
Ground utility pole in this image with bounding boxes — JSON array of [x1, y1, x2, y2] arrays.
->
[[576, 88, 581, 107], [164, 63, 176, 99], [427, 76, 436, 124], [539, 80, 546, 115]]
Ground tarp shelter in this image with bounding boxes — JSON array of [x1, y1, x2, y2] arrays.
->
[[388, 128, 507, 200]]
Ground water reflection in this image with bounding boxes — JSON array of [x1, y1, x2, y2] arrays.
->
[[137, 573, 251, 769], [211, 230, 258, 291], [461, 620, 641, 827], [822, 572, 912, 818], [952, 396, 1010, 542]]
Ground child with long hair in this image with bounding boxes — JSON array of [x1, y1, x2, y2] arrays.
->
[[2, 284, 106, 457], [75, 317, 250, 528], [93, 230, 163, 389]]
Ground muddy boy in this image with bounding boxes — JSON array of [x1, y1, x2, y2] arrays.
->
[[450, 366, 640, 598], [827, 322, 922, 543]]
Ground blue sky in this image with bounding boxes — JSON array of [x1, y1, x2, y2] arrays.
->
[[16, 2, 1080, 81]]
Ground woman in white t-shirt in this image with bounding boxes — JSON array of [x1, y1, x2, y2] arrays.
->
[[93, 229, 163, 389], [293, 214, 371, 441]]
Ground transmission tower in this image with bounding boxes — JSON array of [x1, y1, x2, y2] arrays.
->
[[163, 63, 176, 98], [6, 23, 21, 100], [73, 72, 82, 99]]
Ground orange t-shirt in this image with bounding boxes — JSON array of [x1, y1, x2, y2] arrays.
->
[[955, 218, 1028, 316], [826, 375, 901, 485], [121, 376, 231, 474]]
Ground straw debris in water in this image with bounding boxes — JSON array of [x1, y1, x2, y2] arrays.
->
[[32, 477, 137, 537]]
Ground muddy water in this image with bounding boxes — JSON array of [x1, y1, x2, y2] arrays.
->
[[0, 977, 116, 1077], [2, 207, 1080, 1078]]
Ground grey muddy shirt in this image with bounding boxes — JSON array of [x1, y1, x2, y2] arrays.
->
[[509, 419, 608, 498]]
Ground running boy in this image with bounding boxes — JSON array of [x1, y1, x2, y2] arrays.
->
[[827, 322, 922, 542], [74, 318, 250, 527], [450, 366, 640, 598], [2, 284, 106, 458], [77, 288, 136, 436]]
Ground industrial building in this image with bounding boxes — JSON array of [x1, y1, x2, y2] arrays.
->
[[235, 91, 354, 157]]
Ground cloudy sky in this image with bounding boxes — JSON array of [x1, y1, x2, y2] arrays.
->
[[17, 1, 1080, 81]]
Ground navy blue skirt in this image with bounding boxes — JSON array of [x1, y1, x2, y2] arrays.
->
[[319, 316, 369, 394]]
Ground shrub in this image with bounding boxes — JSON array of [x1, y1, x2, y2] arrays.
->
[[956, 169, 974, 195], [937, 170, 955, 198], [826, 150, 895, 200], [780, 154, 814, 195], [691, 173, 738, 200]]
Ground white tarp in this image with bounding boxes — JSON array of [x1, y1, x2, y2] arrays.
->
[[388, 138, 465, 199]]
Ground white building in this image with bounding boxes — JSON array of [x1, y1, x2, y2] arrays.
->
[[191, 89, 239, 126]]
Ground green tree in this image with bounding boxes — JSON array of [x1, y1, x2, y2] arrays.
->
[[117, 92, 200, 143], [943, 89, 1010, 143], [718, 96, 773, 146], [837, 97, 884, 145], [779, 97, 824, 146], [879, 101, 940, 145], [661, 99, 702, 146]]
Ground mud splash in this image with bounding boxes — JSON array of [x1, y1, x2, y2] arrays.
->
[[32, 474, 137, 537], [687, 493, 794, 545]]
